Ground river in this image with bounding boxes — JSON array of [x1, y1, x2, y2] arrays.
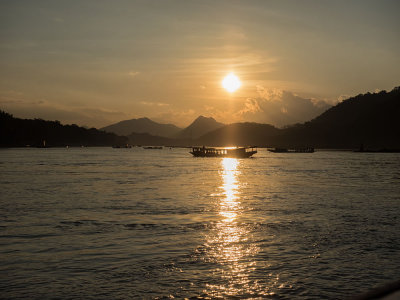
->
[[1, 147, 399, 299]]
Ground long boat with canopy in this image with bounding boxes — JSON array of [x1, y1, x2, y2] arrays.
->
[[190, 146, 257, 158]]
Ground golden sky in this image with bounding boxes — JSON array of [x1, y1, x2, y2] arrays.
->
[[1, 0, 399, 128]]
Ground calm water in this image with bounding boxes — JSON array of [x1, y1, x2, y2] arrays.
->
[[1, 148, 399, 299]]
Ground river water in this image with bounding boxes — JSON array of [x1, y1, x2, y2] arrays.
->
[[1, 147, 399, 299]]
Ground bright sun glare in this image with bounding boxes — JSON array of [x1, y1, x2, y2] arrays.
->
[[222, 72, 241, 93]]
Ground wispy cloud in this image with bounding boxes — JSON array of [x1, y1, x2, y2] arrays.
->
[[128, 71, 140, 77], [140, 101, 169, 107], [0, 91, 129, 128]]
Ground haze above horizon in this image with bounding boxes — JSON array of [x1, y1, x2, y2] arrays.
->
[[1, 0, 399, 128]]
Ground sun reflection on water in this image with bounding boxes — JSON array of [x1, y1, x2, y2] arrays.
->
[[203, 158, 268, 298], [219, 158, 240, 222]]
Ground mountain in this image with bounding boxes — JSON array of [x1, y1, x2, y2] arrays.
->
[[175, 116, 225, 139], [127, 132, 176, 146], [191, 87, 400, 148], [0, 111, 127, 147], [2, 87, 398, 149], [197, 122, 280, 147], [100, 117, 182, 137], [127, 132, 195, 147], [274, 87, 400, 149]]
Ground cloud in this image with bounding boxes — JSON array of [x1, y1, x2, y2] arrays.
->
[[256, 85, 283, 100], [0, 92, 129, 128], [236, 87, 332, 127], [239, 98, 263, 114], [140, 101, 169, 107], [337, 94, 351, 102], [172, 48, 278, 79], [128, 71, 140, 77]]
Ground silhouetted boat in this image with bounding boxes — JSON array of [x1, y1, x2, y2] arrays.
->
[[354, 144, 400, 153], [113, 144, 132, 148], [143, 146, 163, 149], [268, 147, 314, 153], [190, 146, 257, 158]]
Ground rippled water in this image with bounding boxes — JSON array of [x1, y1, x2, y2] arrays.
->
[[1, 147, 399, 299]]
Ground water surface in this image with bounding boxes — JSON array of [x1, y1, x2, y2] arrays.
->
[[1, 148, 399, 299]]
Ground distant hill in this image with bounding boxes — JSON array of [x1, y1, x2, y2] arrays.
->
[[175, 116, 224, 139], [197, 122, 280, 147], [100, 117, 182, 137], [0, 111, 127, 147], [274, 87, 400, 149], [127, 132, 176, 146]]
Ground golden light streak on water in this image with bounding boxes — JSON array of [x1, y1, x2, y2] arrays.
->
[[219, 158, 240, 222], [204, 158, 269, 298]]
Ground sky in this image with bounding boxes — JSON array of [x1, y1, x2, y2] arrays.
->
[[1, 0, 399, 128]]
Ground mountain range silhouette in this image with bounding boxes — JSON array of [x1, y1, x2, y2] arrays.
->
[[1, 87, 399, 149]]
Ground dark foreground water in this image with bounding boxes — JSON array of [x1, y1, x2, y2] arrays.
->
[[1, 147, 399, 299]]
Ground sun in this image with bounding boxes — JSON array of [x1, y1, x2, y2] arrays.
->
[[222, 72, 241, 93]]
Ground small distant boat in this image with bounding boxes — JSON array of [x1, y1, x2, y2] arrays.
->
[[143, 146, 163, 149], [268, 147, 314, 153], [190, 146, 257, 158], [354, 144, 400, 153], [113, 144, 132, 148]]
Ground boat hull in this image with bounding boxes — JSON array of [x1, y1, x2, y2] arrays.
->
[[190, 147, 257, 158]]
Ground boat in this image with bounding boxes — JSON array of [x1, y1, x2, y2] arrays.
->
[[113, 144, 132, 148], [190, 146, 257, 158], [268, 147, 314, 153], [143, 146, 163, 149]]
